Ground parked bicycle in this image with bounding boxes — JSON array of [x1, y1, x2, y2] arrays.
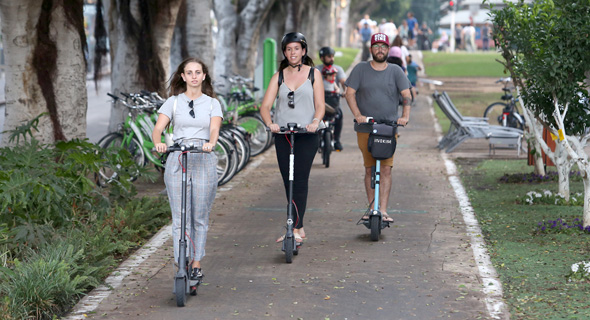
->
[[217, 75, 273, 156], [95, 92, 239, 187], [483, 77, 525, 130]]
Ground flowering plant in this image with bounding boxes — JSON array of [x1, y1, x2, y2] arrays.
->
[[567, 261, 590, 282], [500, 171, 583, 184], [523, 190, 583, 206], [536, 218, 590, 234]]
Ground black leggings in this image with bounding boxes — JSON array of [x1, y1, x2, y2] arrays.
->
[[274, 133, 318, 229]]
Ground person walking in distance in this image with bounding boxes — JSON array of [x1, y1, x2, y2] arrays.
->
[[344, 33, 412, 223], [260, 32, 325, 243], [152, 57, 223, 282], [406, 12, 419, 48], [316, 46, 347, 151], [359, 22, 373, 61]]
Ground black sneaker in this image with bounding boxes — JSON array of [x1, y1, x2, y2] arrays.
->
[[190, 267, 203, 281], [334, 141, 343, 151]]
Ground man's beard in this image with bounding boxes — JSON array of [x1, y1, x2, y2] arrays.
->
[[371, 52, 387, 63], [323, 60, 333, 66]]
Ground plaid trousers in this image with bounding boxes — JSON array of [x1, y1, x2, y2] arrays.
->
[[164, 141, 217, 264]]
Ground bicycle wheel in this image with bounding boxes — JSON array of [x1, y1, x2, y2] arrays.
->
[[213, 138, 231, 185], [175, 277, 186, 307], [483, 102, 509, 126], [236, 115, 270, 156], [284, 237, 293, 263], [323, 130, 332, 168], [224, 127, 251, 173], [232, 126, 252, 171], [217, 135, 239, 185], [369, 215, 380, 241], [96, 133, 145, 187]]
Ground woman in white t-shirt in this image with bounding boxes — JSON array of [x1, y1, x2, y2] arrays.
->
[[152, 57, 223, 283]]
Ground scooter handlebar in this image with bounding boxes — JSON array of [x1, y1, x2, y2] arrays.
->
[[153, 144, 204, 153], [354, 118, 406, 127], [265, 123, 308, 134]]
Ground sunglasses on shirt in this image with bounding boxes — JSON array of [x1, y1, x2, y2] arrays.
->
[[188, 100, 195, 118], [287, 91, 295, 108]]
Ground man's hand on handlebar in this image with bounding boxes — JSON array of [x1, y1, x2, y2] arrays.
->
[[397, 116, 409, 126], [355, 115, 368, 124]]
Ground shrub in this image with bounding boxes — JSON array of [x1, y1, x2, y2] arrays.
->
[[0, 243, 99, 319]]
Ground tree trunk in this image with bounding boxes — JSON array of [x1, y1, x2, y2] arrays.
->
[[107, 0, 181, 132], [213, 0, 275, 93], [0, 0, 87, 146], [212, 0, 238, 94], [554, 141, 571, 199], [521, 100, 545, 176], [551, 99, 590, 227], [584, 171, 590, 227], [170, 0, 214, 72]]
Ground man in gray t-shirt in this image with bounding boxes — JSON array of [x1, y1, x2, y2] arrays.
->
[[344, 32, 412, 223]]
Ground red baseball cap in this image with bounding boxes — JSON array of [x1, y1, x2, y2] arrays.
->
[[370, 33, 389, 46]]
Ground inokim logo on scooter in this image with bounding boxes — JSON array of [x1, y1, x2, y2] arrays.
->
[[374, 138, 392, 144]]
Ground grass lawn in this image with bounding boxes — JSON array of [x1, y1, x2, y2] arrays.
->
[[423, 51, 510, 135], [425, 50, 590, 318], [422, 51, 506, 77], [459, 159, 590, 319]]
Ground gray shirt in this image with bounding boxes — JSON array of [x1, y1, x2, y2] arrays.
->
[[274, 79, 315, 128], [315, 64, 346, 92], [345, 61, 410, 132], [158, 93, 223, 142]]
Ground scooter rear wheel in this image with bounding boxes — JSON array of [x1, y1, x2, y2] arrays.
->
[[370, 215, 380, 241]]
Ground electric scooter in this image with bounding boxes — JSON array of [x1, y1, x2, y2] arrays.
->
[[357, 118, 403, 241], [270, 123, 307, 263], [165, 144, 203, 306]]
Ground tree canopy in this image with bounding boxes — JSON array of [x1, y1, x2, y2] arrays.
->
[[492, 0, 590, 134]]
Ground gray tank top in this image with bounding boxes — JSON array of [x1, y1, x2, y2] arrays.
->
[[274, 73, 315, 127]]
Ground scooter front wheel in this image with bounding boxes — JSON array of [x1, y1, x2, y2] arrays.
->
[[175, 277, 186, 307], [284, 238, 294, 263], [370, 215, 380, 241]]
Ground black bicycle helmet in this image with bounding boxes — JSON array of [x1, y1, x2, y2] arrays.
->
[[281, 32, 308, 54], [319, 46, 335, 58]]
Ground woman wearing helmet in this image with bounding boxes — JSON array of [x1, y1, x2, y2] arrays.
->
[[260, 32, 325, 244]]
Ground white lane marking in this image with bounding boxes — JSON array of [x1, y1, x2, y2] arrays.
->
[[64, 153, 267, 319], [429, 100, 508, 319]]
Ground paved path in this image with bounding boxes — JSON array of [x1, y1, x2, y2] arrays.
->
[[65, 93, 506, 319]]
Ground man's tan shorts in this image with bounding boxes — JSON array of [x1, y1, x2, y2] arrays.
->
[[357, 132, 394, 167]]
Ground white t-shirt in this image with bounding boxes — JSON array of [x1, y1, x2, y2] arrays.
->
[[158, 93, 223, 142]]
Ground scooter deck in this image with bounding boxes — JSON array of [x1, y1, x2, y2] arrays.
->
[[361, 219, 390, 230]]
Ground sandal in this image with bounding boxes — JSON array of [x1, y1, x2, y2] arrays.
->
[[382, 213, 394, 222], [294, 233, 303, 244], [276, 234, 303, 244]]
